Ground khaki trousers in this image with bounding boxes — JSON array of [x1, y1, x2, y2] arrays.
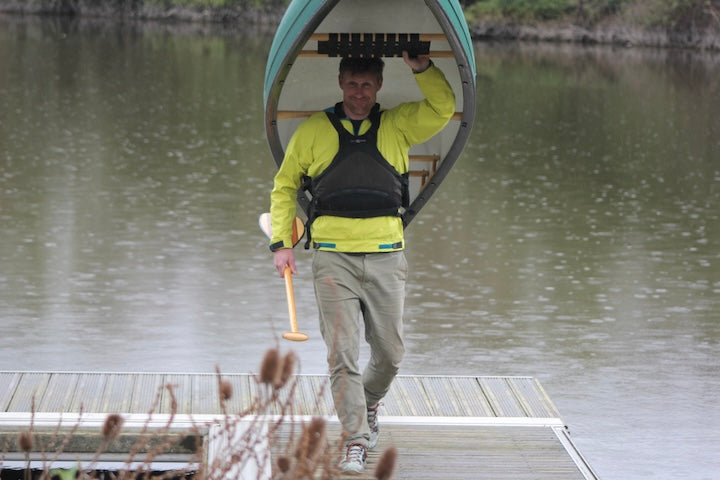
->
[[312, 250, 407, 448]]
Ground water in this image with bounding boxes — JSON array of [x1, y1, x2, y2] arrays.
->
[[1, 16, 719, 480]]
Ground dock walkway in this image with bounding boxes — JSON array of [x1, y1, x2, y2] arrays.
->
[[0, 372, 597, 479]]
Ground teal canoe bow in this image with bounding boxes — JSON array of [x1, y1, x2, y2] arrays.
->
[[264, 0, 476, 227]]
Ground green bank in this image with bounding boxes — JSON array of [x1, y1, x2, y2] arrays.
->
[[0, 0, 718, 49]]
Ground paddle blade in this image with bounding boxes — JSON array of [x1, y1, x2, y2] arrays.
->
[[290, 217, 305, 246], [258, 213, 305, 247], [258, 212, 273, 239]]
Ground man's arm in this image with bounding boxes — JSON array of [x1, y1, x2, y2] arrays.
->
[[388, 52, 456, 146], [270, 164, 300, 277], [269, 124, 310, 277]]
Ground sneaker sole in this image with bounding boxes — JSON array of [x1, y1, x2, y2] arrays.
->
[[340, 464, 365, 474]]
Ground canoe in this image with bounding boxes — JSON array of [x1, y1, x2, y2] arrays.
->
[[263, 0, 476, 227]]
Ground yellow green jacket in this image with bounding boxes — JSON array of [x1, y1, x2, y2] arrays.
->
[[270, 65, 455, 253]]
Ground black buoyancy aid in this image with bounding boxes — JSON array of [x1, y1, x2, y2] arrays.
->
[[306, 103, 409, 216], [302, 103, 409, 248]]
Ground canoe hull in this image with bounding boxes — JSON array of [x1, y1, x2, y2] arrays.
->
[[264, 0, 476, 227]]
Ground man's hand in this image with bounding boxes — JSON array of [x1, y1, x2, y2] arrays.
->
[[273, 248, 297, 277], [402, 51, 431, 74]]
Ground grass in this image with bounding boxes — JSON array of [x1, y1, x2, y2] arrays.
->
[[3, 0, 717, 41], [463, 0, 720, 29], [0, 351, 398, 480], [464, 0, 579, 21]]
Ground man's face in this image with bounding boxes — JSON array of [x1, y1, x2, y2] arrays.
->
[[339, 71, 382, 120]]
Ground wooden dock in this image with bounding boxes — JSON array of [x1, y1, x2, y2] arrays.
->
[[0, 372, 597, 479]]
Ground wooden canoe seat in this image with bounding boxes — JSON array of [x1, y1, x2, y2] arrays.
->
[[409, 154, 440, 189], [300, 33, 453, 58]]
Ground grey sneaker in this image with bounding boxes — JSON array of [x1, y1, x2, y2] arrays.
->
[[339, 443, 367, 474], [367, 403, 381, 449]]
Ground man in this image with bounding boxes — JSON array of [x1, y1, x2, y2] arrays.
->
[[269, 51, 455, 473]]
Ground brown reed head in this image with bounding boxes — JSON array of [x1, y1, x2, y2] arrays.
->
[[219, 379, 233, 402], [101, 414, 124, 443], [276, 455, 291, 473], [374, 446, 398, 480], [18, 430, 33, 453], [260, 348, 298, 389], [279, 351, 296, 387], [294, 417, 327, 460], [260, 348, 281, 386]]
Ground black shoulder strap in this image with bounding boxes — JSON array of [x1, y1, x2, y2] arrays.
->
[[325, 110, 347, 137], [327, 103, 382, 131]]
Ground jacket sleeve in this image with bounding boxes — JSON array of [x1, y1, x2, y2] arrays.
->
[[269, 119, 315, 249], [386, 64, 456, 145]]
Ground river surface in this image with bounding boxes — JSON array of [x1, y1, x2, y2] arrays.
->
[[1, 16, 719, 480]]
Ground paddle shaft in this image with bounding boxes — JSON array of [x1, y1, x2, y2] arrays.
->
[[281, 266, 308, 342], [283, 267, 297, 330], [258, 213, 309, 342]]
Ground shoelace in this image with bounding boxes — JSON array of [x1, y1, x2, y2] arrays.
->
[[346, 443, 367, 463], [367, 402, 382, 432]]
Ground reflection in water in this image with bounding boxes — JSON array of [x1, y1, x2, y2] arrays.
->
[[1, 18, 719, 480]]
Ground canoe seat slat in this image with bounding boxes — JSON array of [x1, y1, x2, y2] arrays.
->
[[408, 154, 439, 188]]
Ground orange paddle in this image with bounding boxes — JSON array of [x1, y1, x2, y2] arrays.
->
[[258, 213, 308, 342]]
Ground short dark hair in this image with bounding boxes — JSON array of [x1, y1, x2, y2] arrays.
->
[[339, 57, 384, 82]]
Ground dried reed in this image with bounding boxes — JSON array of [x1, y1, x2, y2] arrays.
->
[[0, 348, 397, 479]]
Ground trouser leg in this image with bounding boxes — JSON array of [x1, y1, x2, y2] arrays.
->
[[313, 251, 368, 447], [313, 251, 407, 446], [361, 252, 407, 407]]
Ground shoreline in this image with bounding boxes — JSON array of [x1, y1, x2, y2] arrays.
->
[[1, 3, 719, 51], [470, 19, 720, 51]]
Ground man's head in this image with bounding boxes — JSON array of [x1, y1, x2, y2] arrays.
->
[[338, 57, 384, 120], [339, 57, 385, 83]]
